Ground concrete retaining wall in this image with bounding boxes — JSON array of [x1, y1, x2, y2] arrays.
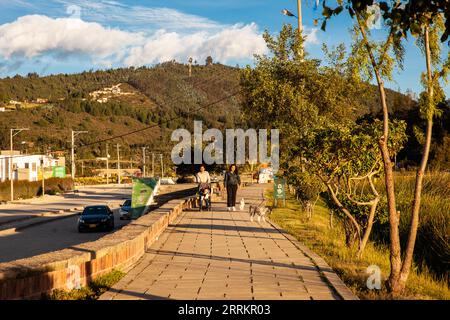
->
[[0, 196, 196, 300]]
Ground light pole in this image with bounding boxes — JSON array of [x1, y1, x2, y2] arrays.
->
[[106, 143, 110, 184], [282, 0, 304, 60], [142, 147, 147, 177], [10, 128, 29, 201], [116, 144, 121, 185], [160, 153, 163, 179], [152, 152, 155, 177], [71, 130, 88, 180]]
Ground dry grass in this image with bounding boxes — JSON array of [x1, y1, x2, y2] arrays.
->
[[48, 269, 125, 300], [267, 191, 450, 300]]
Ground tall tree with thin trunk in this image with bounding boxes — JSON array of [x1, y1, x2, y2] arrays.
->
[[319, 0, 449, 294]]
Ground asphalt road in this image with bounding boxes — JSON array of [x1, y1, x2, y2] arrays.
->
[[0, 184, 196, 264], [0, 185, 131, 226]]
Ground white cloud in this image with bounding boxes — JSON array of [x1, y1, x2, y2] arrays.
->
[[304, 27, 320, 45], [0, 15, 143, 60], [124, 23, 268, 66], [0, 15, 268, 68]]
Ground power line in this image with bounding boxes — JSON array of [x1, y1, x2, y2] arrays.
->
[[78, 88, 241, 148], [0, 88, 241, 160]]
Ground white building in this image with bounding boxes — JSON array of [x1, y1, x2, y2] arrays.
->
[[0, 151, 65, 182]]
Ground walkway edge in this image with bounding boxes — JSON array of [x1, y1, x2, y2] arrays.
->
[[267, 218, 359, 300]]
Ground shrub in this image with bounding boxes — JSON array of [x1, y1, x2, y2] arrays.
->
[[0, 177, 74, 201]]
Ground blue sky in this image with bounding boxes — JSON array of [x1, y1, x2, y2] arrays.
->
[[0, 0, 448, 97]]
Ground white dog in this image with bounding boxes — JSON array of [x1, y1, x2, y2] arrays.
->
[[239, 198, 245, 211]]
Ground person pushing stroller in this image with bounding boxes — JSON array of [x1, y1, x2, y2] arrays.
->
[[196, 165, 212, 211]]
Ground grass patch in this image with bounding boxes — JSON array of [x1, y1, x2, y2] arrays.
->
[[48, 269, 125, 300], [267, 191, 450, 300]]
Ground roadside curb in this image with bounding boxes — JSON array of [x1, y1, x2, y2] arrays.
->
[[267, 218, 359, 300]]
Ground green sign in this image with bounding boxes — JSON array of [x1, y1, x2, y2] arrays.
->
[[130, 177, 158, 219], [52, 166, 66, 178], [273, 176, 286, 207]]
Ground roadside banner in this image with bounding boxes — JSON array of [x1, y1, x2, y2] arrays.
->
[[273, 176, 286, 207], [130, 177, 159, 219], [52, 166, 66, 178]]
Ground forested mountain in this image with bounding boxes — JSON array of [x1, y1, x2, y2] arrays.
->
[[0, 62, 242, 164]]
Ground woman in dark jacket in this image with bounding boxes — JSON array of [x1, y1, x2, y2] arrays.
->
[[224, 164, 241, 211]]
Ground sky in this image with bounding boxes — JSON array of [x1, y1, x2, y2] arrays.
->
[[0, 0, 448, 97]]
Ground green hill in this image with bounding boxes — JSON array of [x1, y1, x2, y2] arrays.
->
[[0, 62, 242, 169]]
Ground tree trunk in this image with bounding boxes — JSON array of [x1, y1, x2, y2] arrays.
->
[[325, 182, 361, 244], [329, 209, 334, 229], [357, 198, 379, 258], [355, 16, 402, 293], [397, 26, 435, 293]]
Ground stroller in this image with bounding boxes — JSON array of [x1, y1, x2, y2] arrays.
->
[[198, 182, 212, 211]]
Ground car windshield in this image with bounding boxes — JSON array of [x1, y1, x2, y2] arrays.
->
[[123, 200, 131, 207], [82, 206, 108, 216]]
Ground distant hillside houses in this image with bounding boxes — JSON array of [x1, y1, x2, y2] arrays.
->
[[89, 83, 133, 103]]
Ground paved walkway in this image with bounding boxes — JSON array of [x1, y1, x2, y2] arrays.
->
[[101, 184, 356, 300]]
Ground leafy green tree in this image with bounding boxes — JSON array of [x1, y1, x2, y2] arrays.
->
[[303, 119, 406, 256]]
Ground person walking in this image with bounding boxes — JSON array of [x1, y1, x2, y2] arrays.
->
[[224, 164, 241, 211], [196, 164, 211, 185]]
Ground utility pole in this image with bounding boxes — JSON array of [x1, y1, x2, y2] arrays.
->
[[297, 0, 304, 61], [160, 153, 163, 178], [142, 147, 146, 177], [116, 144, 121, 185], [297, 0, 303, 38], [10, 128, 29, 201], [71, 130, 88, 180], [106, 143, 109, 185], [282, 1, 304, 61], [81, 160, 84, 177], [152, 152, 155, 177], [41, 159, 45, 197], [188, 57, 193, 77]]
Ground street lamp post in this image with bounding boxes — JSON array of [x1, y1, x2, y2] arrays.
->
[[10, 128, 29, 201], [71, 130, 88, 180], [160, 154, 163, 179], [142, 147, 147, 177], [116, 144, 121, 185], [106, 143, 110, 185], [282, 0, 304, 60], [152, 152, 155, 177]]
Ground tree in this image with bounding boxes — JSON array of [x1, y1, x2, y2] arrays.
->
[[304, 119, 406, 256], [206, 56, 213, 66], [319, 0, 449, 294]]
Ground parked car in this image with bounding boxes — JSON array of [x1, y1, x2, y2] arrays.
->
[[119, 199, 132, 220], [78, 205, 115, 232]]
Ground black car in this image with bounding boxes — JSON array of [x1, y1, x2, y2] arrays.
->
[[78, 205, 115, 232]]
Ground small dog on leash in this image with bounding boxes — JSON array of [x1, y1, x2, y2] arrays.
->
[[249, 203, 272, 222], [239, 198, 245, 211]]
